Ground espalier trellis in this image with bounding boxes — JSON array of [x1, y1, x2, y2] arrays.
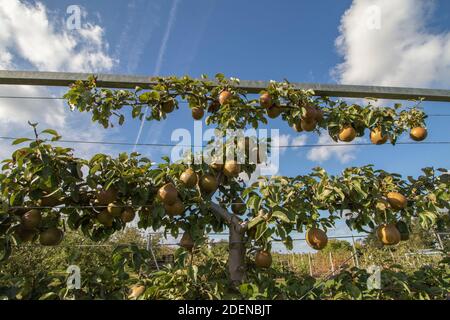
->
[[0, 72, 448, 286], [63, 74, 428, 143]]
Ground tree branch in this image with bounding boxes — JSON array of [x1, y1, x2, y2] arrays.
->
[[210, 202, 248, 234], [210, 202, 233, 225]]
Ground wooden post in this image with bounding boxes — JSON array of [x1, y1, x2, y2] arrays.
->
[[308, 253, 313, 277], [147, 234, 160, 271], [329, 252, 335, 275], [351, 235, 360, 268], [291, 253, 296, 272], [435, 232, 445, 251]]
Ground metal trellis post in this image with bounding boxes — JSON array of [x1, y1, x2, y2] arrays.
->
[[147, 234, 160, 271], [1, 70, 450, 102], [351, 235, 360, 268]]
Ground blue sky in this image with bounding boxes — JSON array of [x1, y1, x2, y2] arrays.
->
[[0, 0, 449, 252], [79, 0, 450, 176]]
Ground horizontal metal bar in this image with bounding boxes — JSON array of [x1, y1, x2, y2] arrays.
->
[[1, 70, 450, 102]]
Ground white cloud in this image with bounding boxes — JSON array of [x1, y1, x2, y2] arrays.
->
[[272, 133, 308, 155], [0, 0, 117, 160], [0, 51, 13, 69], [0, 0, 115, 72], [307, 134, 362, 164], [333, 0, 450, 88], [291, 135, 308, 147], [272, 133, 290, 155], [327, 0, 450, 163], [0, 86, 65, 127]]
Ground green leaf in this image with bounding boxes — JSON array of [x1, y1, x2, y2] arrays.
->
[[89, 164, 101, 175], [247, 195, 261, 212], [38, 292, 59, 300], [247, 216, 264, 229], [118, 115, 125, 125], [42, 129, 59, 136], [272, 210, 291, 223], [254, 222, 269, 241], [215, 73, 225, 81], [12, 138, 31, 145], [190, 265, 198, 283]]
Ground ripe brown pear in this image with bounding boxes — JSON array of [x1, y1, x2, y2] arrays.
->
[[266, 104, 281, 118], [39, 227, 64, 246], [255, 250, 272, 268], [370, 128, 388, 145], [231, 198, 246, 215], [306, 228, 328, 250], [180, 232, 194, 251], [15, 225, 37, 242], [191, 107, 204, 120], [338, 126, 357, 142], [180, 168, 198, 188], [410, 127, 427, 141], [158, 183, 178, 205], [386, 192, 407, 210], [97, 210, 114, 227], [21, 209, 42, 230], [292, 121, 303, 132], [315, 108, 324, 122], [301, 119, 317, 132], [223, 160, 241, 178], [164, 200, 185, 216], [121, 207, 136, 223], [199, 175, 219, 194], [207, 100, 220, 113], [128, 285, 145, 299], [161, 99, 175, 113], [97, 188, 118, 205], [210, 161, 224, 171], [219, 90, 233, 105], [259, 92, 272, 108], [302, 104, 317, 121], [107, 202, 123, 217], [377, 224, 401, 245]]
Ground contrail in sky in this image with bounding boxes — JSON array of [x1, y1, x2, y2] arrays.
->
[[133, 0, 181, 152]]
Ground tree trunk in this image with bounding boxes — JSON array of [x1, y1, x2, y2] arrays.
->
[[210, 202, 247, 285], [228, 220, 246, 285]]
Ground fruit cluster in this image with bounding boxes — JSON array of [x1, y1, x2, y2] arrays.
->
[[0, 128, 447, 262], [64, 75, 428, 144], [243, 165, 449, 265]]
